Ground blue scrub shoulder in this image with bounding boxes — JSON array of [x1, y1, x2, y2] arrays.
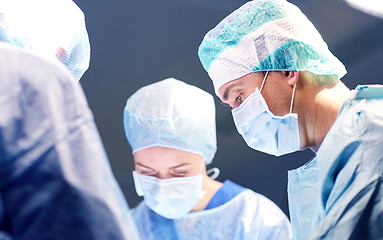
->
[[205, 180, 247, 210]]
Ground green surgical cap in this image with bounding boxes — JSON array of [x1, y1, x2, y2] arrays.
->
[[198, 0, 346, 94]]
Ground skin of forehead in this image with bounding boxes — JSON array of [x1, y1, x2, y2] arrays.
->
[[134, 146, 205, 172]]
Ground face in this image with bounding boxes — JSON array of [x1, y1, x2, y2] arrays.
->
[[133, 146, 205, 179], [218, 71, 294, 116]]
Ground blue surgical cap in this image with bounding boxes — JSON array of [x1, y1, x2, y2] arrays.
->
[[123, 78, 217, 165], [198, 0, 347, 94], [0, 0, 90, 81]]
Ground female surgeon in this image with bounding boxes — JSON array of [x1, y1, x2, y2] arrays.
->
[[123, 78, 292, 239]]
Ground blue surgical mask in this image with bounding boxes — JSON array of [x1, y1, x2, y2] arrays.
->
[[232, 71, 300, 156], [132, 170, 205, 219]]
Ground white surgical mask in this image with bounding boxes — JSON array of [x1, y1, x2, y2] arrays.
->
[[132, 166, 205, 219], [232, 71, 300, 156]]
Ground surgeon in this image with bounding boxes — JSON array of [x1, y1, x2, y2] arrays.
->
[[123, 78, 292, 240], [0, 42, 140, 239], [0, 0, 90, 81], [198, 0, 383, 239]]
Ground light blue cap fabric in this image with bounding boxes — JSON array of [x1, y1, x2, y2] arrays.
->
[[123, 78, 217, 165], [198, 0, 347, 94], [0, 0, 90, 81]]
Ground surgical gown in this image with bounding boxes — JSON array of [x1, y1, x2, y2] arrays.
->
[[0, 43, 139, 240], [288, 85, 383, 240], [133, 180, 292, 240]]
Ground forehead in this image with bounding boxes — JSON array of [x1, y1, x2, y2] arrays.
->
[[217, 72, 262, 100], [218, 79, 239, 101], [133, 146, 204, 169]]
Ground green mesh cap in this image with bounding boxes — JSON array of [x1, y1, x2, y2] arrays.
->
[[198, 0, 346, 94]]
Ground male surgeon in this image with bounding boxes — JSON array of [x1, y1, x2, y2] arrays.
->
[[198, 0, 383, 239]]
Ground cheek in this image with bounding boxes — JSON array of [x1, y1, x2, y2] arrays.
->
[[242, 89, 255, 102], [263, 89, 291, 116]]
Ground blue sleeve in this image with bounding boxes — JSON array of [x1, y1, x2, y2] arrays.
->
[[205, 180, 246, 210], [0, 44, 139, 240]]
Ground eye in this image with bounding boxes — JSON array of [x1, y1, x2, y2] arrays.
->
[[170, 168, 189, 177], [232, 94, 243, 108], [171, 170, 187, 177], [136, 165, 156, 176], [141, 170, 156, 176]]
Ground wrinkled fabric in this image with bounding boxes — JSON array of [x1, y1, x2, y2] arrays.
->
[[0, 43, 139, 240], [287, 158, 320, 240], [0, 232, 11, 240], [124, 78, 216, 164], [133, 186, 292, 240], [288, 85, 383, 240], [0, 0, 90, 81], [198, 0, 346, 94], [0, 197, 10, 240]]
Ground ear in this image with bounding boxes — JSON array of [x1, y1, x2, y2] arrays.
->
[[283, 71, 299, 86]]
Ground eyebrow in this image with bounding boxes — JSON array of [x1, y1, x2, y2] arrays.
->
[[222, 86, 231, 101], [222, 84, 241, 101], [136, 162, 191, 169], [171, 163, 191, 169], [135, 162, 152, 169]]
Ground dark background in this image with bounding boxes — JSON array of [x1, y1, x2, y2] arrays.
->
[[74, 0, 383, 216]]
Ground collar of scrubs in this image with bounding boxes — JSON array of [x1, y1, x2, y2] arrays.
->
[[349, 85, 383, 99]]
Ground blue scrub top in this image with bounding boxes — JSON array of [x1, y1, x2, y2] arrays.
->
[[205, 180, 246, 210], [132, 179, 292, 240]]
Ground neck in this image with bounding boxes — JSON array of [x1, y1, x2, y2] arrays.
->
[[297, 73, 350, 152], [190, 175, 222, 212]]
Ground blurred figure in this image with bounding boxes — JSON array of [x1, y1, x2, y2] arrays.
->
[[0, 0, 90, 81], [345, 0, 383, 19], [0, 42, 139, 240], [198, 0, 383, 239], [123, 78, 292, 240]]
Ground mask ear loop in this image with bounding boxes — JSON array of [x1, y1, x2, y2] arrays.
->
[[206, 168, 220, 180], [199, 158, 205, 174], [259, 71, 269, 92], [198, 159, 208, 198], [290, 83, 297, 114]]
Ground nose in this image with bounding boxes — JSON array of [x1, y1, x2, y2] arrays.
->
[[156, 171, 171, 180]]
